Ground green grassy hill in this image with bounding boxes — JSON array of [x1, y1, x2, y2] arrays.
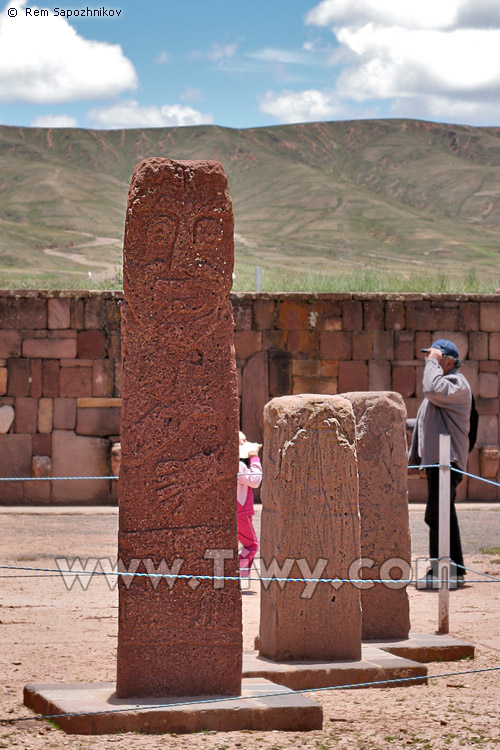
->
[[2, 119, 500, 290]]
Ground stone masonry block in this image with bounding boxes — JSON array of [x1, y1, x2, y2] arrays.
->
[[277, 301, 309, 330], [477, 416, 498, 446], [352, 331, 372, 360], [342, 300, 363, 331], [14, 397, 38, 433], [105, 299, 121, 329], [461, 361, 478, 395], [30, 360, 42, 398], [262, 330, 286, 351], [77, 330, 106, 359], [392, 366, 416, 398], [469, 332, 488, 360], [475, 398, 498, 415], [70, 298, 85, 330], [24, 477, 51, 503], [459, 302, 479, 331], [320, 360, 339, 377], [0, 330, 21, 358], [338, 361, 369, 392], [369, 361, 391, 391], [242, 351, 269, 444], [373, 330, 394, 360], [42, 360, 59, 398], [385, 301, 405, 331], [52, 430, 110, 502], [0, 368, 6, 396], [287, 330, 315, 353], [234, 330, 262, 360], [489, 333, 500, 360], [60, 367, 93, 398], [363, 300, 384, 330], [406, 302, 458, 331], [93, 360, 115, 398], [22, 338, 77, 359], [38, 398, 53, 433], [0, 434, 31, 501], [32, 433, 51, 456], [0, 297, 47, 329], [84, 296, 106, 329], [320, 331, 351, 360], [415, 332, 431, 358], [53, 398, 77, 430], [48, 298, 71, 330], [253, 300, 275, 331], [480, 302, 500, 332], [107, 331, 121, 360], [76, 407, 121, 437], [292, 376, 337, 394], [395, 331, 415, 361], [7, 359, 30, 396], [480, 361, 499, 373], [231, 299, 253, 330], [269, 351, 291, 396], [292, 359, 320, 377], [479, 373, 499, 399]]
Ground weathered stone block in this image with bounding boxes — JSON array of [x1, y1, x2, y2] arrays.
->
[[93, 360, 114, 397], [59, 367, 92, 398], [32, 433, 51, 456], [363, 300, 384, 330], [392, 366, 416, 398], [105, 299, 121, 329], [234, 330, 262, 360], [253, 299, 275, 330], [477, 416, 498, 446], [32, 454, 52, 477], [117, 158, 241, 699], [489, 333, 500, 360], [0, 367, 6, 397], [70, 298, 85, 330], [107, 331, 121, 360], [369, 361, 391, 391], [38, 398, 53, 433], [469, 332, 488, 361], [342, 392, 410, 640], [342, 300, 363, 331], [459, 302, 479, 331], [277, 301, 309, 330], [292, 376, 337, 395], [373, 331, 394, 360], [352, 331, 372, 360], [14, 397, 38, 433], [42, 360, 59, 398], [480, 302, 500, 332], [480, 360, 499, 373], [320, 360, 339, 378], [30, 360, 42, 398], [385, 301, 405, 331], [0, 297, 47, 329], [259, 395, 361, 662], [22, 338, 76, 359], [52, 430, 110, 502], [232, 299, 253, 330], [76, 407, 120, 437], [460, 361, 478, 395], [479, 373, 499, 399], [242, 351, 269, 444], [395, 332, 415, 361], [320, 331, 351, 360], [263, 330, 286, 351], [415, 332, 431, 357], [287, 330, 312, 353], [0, 434, 31, 501], [7, 359, 30, 396], [338, 361, 369, 392], [475, 398, 498, 416], [0, 404, 14, 434], [48, 298, 71, 330], [77, 330, 106, 359], [84, 296, 106, 329], [406, 303, 458, 331], [0, 330, 21, 358], [292, 359, 320, 377], [269, 351, 291, 396]]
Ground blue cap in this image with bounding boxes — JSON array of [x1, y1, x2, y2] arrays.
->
[[421, 339, 459, 358]]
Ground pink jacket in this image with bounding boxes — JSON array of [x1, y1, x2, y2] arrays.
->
[[237, 456, 262, 517]]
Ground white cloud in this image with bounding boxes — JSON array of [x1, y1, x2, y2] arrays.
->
[[302, 0, 500, 124], [247, 48, 309, 65], [87, 99, 214, 129], [30, 114, 78, 127], [260, 89, 342, 123], [0, 1, 137, 103], [179, 87, 204, 102], [190, 43, 237, 62], [155, 51, 171, 65]]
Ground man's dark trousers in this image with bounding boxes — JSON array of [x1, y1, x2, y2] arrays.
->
[[425, 467, 465, 576]]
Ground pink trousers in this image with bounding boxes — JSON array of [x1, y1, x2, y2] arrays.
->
[[237, 515, 258, 577]]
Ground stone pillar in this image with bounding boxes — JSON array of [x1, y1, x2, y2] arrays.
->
[[342, 391, 410, 640], [259, 395, 362, 662], [116, 158, 241, 698]]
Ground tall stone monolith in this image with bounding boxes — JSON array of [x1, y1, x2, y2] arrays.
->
[[259, 395, 362, 662], [116, 158, 241, 698], [342, 391, 410, 640]]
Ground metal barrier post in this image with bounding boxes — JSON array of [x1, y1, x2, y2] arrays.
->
[[438, 434, 451, 633]]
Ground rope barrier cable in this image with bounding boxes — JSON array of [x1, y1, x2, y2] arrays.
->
[[2, 665, 499, 725]]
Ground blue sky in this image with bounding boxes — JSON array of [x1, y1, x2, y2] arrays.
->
[[1, 0, 500, 130]]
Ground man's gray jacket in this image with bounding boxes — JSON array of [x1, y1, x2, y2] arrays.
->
[[408, 358, 472, 471]]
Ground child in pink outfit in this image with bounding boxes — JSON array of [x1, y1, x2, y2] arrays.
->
[[237, 431, 262, 578]]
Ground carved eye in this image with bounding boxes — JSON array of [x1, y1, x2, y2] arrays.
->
[[147, 215, 178, 252]]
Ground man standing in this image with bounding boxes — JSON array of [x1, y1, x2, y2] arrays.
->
[[409, 339, 471, 586]]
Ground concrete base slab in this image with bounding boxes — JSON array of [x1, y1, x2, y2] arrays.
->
[[243, 647, 427, 691], [23, 678, 323, 735], [367, 632, 475, 663]]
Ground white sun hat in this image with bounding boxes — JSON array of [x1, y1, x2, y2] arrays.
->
[[239, 431, 262, 459]]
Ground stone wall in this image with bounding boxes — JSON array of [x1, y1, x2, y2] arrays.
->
[[1, 290, 500, 503]]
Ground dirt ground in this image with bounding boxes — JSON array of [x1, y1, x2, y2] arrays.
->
[[1, 505, 500, 750]]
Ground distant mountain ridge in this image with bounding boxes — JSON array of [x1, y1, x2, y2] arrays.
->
[[1, 118, 500, 286]]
